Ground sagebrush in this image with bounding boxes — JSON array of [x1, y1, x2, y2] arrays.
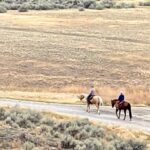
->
[[0, 0, 139, 11], [0, 107, 147, 149]]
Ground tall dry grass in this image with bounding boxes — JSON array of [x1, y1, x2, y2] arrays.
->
[[56, 85, 150, 105], [0, 85, 149, 106]]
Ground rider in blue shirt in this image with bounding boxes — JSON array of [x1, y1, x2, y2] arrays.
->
[[118, 91, 125, 104]]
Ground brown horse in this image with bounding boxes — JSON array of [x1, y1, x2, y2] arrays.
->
[[111, 99, 132, 120], [78, 94, 103, 114]]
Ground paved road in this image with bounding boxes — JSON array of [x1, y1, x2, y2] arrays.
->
[[0, 99, 150, 133]]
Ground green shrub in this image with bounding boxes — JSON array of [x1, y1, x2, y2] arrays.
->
[[75, 118, 90, 126], [106, 145, 116, 150], [53, 121, 74, 132], [75, 144, 86, 150], [4, 0, 13, 3], [40, 117, 54, 126], [6, 109, 41, 128], [88, 3, 96, 9], [5, 116, 13, 125], [78, 7, 85, 11], [24, 133, 42, 145], [23, 141, 35, 150], [10, 3, 20, 10], [38, 3, 55, 10], [18, 3, 28, 12], [0, 0, 137, 10], [113, 138, 147, 150], [75, 129, 89, 140], [106, 135, 115, 141], [114, 3, 122, 9], [84, 138, 104, 150], [11, 122, 19, 128], [66, 125, 81, 137], [90, 126, 105, 138], [20, 132, 42, 146], [16, 117, 34, 128], [39, 125, 50, 133], [25, 133, 35, 142], [74, 141, 87, 150], [100, 0, 115, 8], [9, 111, 17, 122], [83, 0, 96, 8], [124, 3, 135, 8], [139, 0, 150, 6], [0, 5, 7, 13], [84, 124, 92, 132], [0, 107, 6, 119], [33, 4, 40, 10], [115, 2, 135, 9], [53, 131, 61, 138], [95, 2, 104, 10], [61, 135, 76, 149], [0, 2, 10, 9], [77, 2, 84, 8], [114, 140, 133, 150], [53, 122, 67, 132], [54, 4, 66, 9], [127, 139, 147, 150], [15, 114, 29, 128], [27, 110, 42, 124]]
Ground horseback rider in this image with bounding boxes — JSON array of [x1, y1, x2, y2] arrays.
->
[[118, 91, 125, 106], [87, 85, 96, 104]]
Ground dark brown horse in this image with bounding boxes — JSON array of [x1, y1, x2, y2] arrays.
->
[[111, 99, 132, 120]]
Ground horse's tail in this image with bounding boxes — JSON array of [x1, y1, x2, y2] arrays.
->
[[129, 104, 132, 120]]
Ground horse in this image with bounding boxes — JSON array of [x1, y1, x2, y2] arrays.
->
[[78, 94, 103, 114], [111, 99, 132, 121]]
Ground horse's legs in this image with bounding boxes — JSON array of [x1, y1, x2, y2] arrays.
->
[[96, 104, 100, 115], [118, 110, 121, 119], [86, 104, 89, 112], [123, 109, 126, 120], [86, 104, 90, 113], [116, 109, 119, 118], [88, 105, 90, 113]]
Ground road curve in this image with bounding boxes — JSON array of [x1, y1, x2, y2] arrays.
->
[[0, 99, 150, 133]]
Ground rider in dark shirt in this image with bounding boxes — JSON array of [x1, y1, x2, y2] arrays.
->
[[118, 91, 125, 105]]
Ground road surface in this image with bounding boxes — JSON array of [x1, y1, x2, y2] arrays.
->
[[0, 99, 150, 133]]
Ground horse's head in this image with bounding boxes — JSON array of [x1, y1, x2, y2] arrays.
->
[[111, 99, 118, 108], [77, 94, 85, 101], [111, 100, 114, 108]]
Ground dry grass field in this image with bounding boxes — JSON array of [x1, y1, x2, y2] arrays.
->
[[0, 8, 150, 105]]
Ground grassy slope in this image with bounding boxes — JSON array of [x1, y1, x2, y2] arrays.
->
[[0, 9, 150, 104]]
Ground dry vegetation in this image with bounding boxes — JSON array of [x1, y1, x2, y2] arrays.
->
[[0, 8, 150, 105], [0, 107, 148, 149], [0, 0, 137, 12]]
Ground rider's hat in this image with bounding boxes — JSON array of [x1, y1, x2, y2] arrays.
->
[[91, 84, 94, 88], [120, 91, 123, 94]]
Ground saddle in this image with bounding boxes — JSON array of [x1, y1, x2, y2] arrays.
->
[[87, 95, 95, 104], [116, 101, 125, 109]]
